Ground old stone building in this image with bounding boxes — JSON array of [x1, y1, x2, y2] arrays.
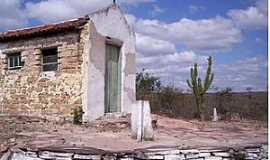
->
[[0, 4, 136, 122]]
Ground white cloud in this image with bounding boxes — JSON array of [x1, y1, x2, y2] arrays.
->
[[133, 16, 242, 52], [119, 0, 155, 5], [149, 4, 165, 17], [213, 56, 267, 91], [137, 50, 210, 90], [0, 0, 28, 30], [164, 51, 207, 64], [25, 0, 155, 23], [136, 33, 176, 56], [227, 0, 268, 30], [137, 50, 207, 71], [189, 5, 205, 14], [25, 0, 113, 23], [229, 57, 267, 72], [256, 0, 268, 15], [138, 53, 267, 91]]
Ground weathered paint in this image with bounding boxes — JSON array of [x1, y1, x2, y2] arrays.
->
[[84, 23, 107, 121], [89, 4, 136, 117], [131, 100, 154, 140]]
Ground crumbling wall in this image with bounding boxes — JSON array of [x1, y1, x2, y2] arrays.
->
[[89, 4, 136, 114], [84, 22, 107, 121], [0, 30, 88, 120]]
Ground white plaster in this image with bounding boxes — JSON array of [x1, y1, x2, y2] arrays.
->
[[212, 107, 218, 122], [39, 71, 56, 81], [131, 102, 139, 139], [80, 23, 91, 122], [85, 25, 106, 121], [0, 49, 4, 59], [89, 4, 136, 116], [131, 101, 154, 140]]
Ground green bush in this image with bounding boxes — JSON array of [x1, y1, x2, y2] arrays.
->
[[136, 69, 161, 100], [72, 106, 84, 125]]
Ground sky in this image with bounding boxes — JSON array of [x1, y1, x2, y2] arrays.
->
[[0, 0, 268, 92]]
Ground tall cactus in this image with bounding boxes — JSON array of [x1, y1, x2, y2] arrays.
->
[[187, 56, 214, 121]]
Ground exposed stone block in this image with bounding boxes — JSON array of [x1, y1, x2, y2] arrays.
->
[[185, 153, 199, 159], [204, 156, 222, 160], [39, 151, 73, 159], [146, 149, 180, 155], [147, 155, 164, 159], [198, 152, 211, 157], [179, 149, 199, 154], [73, 154, 101, 160], [164, 154, 185, 160], [212, 152, 230, 157]]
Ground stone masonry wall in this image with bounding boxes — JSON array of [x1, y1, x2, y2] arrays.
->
[[2, 144, 268, 160], [0, 30, 87, 120]]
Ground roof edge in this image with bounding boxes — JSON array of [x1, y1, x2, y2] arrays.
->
[[0, 16, 90, 42]]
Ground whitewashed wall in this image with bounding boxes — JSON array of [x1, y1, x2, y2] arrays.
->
[[85, 4, 136, 121]]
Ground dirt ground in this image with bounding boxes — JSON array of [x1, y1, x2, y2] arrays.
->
[[0, 114, 267, 153]]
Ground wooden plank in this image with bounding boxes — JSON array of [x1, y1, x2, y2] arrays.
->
[[105, 44, 121, 113]]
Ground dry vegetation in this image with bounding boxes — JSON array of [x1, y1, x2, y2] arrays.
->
[[149, 92, 268, 121], [136, 70, 268, 121]]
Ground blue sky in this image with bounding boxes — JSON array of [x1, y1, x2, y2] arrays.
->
[[0, 0, 268, 92]]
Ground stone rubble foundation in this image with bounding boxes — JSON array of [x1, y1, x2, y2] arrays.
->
[[1, 144, 267, 160]]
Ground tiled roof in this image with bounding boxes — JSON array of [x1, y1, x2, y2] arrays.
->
[[0, 16, 89, 42]]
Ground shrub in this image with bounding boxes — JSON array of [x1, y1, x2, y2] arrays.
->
[[72, 106, 84, 125], [136, 69, 161, 100], [157, 85, 182, 117], [216, 88, 233, 120]]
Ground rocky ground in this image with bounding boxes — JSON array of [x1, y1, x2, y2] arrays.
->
[[0, 114, 267, 157]]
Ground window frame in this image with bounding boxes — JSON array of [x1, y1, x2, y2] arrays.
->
[[7, 53, 22, 70], [41, 48, 58, 72]]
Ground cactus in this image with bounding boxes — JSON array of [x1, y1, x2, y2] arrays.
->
[[187, 56, 214, 121]]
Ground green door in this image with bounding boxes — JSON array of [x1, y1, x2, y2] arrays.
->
[[105, 44, 121, 113]]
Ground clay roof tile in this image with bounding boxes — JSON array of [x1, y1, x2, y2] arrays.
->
[[0, 16, 89, 42]]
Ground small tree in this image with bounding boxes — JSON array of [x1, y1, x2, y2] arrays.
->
[[159, 85, 182, 116], [246, 87, 253, 100], [187, 56, 214, 121], [217, 87, 233, 120], [136, 69, 161, 100]]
